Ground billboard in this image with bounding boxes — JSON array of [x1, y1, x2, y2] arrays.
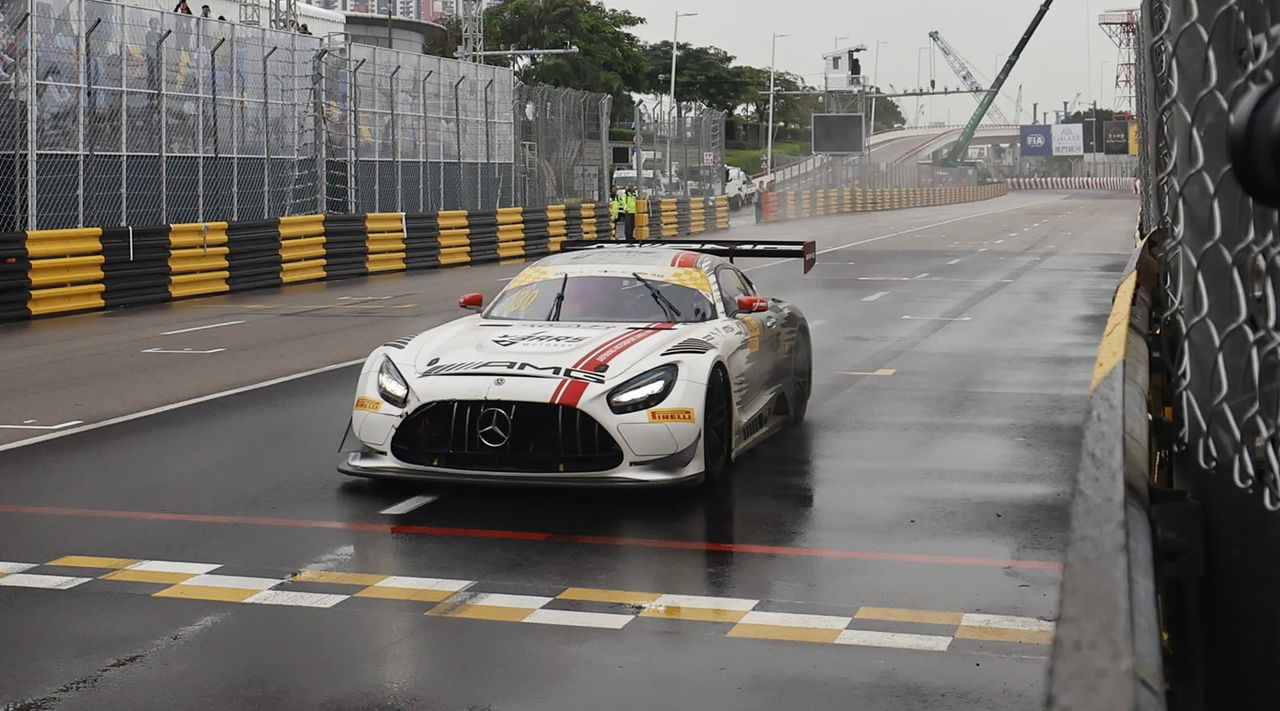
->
[[1051, 124, 1084, 156], [1103, 121, 1130, 155], [1019, 125, 1053, 157], [1127, 121, 1140, 155], [811, 114, 865, 154]]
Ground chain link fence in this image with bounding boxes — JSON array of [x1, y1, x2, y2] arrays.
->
[[627, 97, 725, 198], [0, 0, 615, 231], [1139, 0, 1280, 512], [513, 83, 609, 207]]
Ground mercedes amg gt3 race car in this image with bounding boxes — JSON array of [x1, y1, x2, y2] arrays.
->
[[339, 239, 816, 486]]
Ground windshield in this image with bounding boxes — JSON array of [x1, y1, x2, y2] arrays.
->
[[486, 275, 715, 323]]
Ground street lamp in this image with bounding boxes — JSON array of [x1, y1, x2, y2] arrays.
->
[[767, 32, 790, 176], [868, 40, 888, 135], [916, 46, 929, 126], [667, 11, 698, 190]]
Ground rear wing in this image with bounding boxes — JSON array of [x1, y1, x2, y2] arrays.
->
[[559, 239, 818, 274]]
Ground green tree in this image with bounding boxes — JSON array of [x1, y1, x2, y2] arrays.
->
[[639, 42, 750, 113], [869, 89, 906, 132], [482, 0, 648, 104]]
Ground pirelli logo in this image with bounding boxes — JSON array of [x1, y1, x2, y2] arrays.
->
[[354, 397, 383, 413], [648, 408, 696, 423]]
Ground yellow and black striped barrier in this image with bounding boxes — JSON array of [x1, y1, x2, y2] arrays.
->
[[756, 183, 1010, 224], [0, 198, 733, 323]]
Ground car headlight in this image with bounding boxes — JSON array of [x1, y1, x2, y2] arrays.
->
[[607, 364, 678, 414], [376, 356, 410, 409]]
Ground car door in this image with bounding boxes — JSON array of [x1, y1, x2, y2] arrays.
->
[[716, 266, 777, 423]]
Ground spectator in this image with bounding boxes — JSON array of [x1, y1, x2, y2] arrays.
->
[[200, 5, 211, 17], [173, 0, 192, 14], [217, 15, 227, 21], [298, 24, 312, 35]]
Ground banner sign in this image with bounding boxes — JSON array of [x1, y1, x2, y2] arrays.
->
[[1019, 125, 1053, 157], [1051, 124, 1084, 156], [1127, 121, 1140, 155], [1104, 121, 1130, 155]]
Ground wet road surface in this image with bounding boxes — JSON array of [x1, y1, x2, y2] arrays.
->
[[0, 192, 1134, 710]]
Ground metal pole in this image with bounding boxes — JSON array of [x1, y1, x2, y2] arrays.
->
[[262, 46, 277, 219], [666, 12, 678, 185], [81, 17, 101, 227], [209, 37, 224, 221], [351, 57, 366, 212], [420, 70, 432, 213], [767, 33, 786, 177], [313, 47, 328, 213], [157, 29, 171, 224], [454, 74, 465, 209], [483, 77, 492, 208], [600, 95, 611, 202], [119, 11, 128, 226], [14, 11, 31, 229], [390, 64, 401, 213]]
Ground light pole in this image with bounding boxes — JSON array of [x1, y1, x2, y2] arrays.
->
[[667, 11, 698, 188], [869, 40, 888, 135], [767, 32, 789, 176], [916, 46, 929, 126]]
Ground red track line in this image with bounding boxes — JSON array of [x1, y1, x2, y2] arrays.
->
[[0, 504, 1062, 571]]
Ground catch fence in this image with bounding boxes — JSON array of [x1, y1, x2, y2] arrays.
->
[[627, 97, 726, 198], [0, 0, 611, 231]]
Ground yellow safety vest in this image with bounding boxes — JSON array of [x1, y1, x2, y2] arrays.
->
[[622, 193, 638, 215]]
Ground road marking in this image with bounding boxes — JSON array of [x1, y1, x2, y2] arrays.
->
[[0, 573, 92, 589], [0, 359, 364, 453], [744, 197, 1063, 272], [559, 588, 663, 605], [379, 495, 439, 515], [856, 606, 965, 625], [960, 613, 1055, 632], [946, 258, 963, 265], [0, 561, 37, 574], [862, 291, 890, 302], [0, 420, 84, 431], [738, 611, 853, 630], [901, 315, 972, 322], [245, 590, 350, 608], [0, 504, 1064, 571], [835, 630, 953, 652], [525, 609, 634, 629], [994, 239, 1005, 244], [337, 296, 393, 301], [141, 348, 227, 355], [497, 277, 515, 282], [160, 320, 245, 336], [955, 625, 1055, 645], [913, 272, 930, 279], [840, 369, 897, 376], [1008, 233, 1018, 237]]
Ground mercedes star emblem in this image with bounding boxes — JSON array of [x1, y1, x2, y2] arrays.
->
[[476, 407, 512, 448]]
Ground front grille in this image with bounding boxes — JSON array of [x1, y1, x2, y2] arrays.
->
[[390, 400, 624, 473]]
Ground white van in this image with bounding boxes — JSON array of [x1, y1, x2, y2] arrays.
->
[[725, 167, 757, 210]]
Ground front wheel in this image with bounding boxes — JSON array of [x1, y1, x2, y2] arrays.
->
[[789, 331, 812, 425], [729, 195, 742, 210], [702, 366, 731, 480]]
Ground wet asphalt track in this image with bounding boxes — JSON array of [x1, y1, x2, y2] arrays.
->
[[0, 192, 1134, 710]]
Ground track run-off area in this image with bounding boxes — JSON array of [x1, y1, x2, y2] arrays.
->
[[0, 191, 1134, 710]]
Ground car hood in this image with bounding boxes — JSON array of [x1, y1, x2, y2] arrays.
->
[[403, 317, 692, 383]]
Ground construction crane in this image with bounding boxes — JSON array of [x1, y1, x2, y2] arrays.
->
[[1014, 84, 1023, 124], [928, 30, 1012, 124], [943, 0, 1056, 166]]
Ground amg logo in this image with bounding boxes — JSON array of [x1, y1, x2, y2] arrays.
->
[[492, 331, 590, 347], [420, 361, 606, 383]]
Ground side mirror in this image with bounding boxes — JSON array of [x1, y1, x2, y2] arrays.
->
[[459, 293, 484, 311], [736, 295, 769, 314]]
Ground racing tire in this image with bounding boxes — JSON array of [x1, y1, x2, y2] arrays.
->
[[789, 330, 812, 425], [729, 195, 742, 210], [702, 366, 732, 481]]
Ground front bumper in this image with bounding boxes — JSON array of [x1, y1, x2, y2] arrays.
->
[[338, 438, 702, 488]]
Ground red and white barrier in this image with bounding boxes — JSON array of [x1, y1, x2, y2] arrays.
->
[[1009, 177, 1139, 192]]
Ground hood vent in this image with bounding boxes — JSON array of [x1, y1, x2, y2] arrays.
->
[[661, 338, 715, 356]]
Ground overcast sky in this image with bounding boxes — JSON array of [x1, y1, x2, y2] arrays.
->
[[600, 0, 1129, 124]]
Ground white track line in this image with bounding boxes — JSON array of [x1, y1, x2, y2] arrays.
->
[[379, 495, 440, 515], [0, 359, 364, 453], [913, 272, 930, 279], [0, 420, 84, 431], [743, 197, 1063, 272], [161, 320, 245, 336], [946, 258, 963, 265], [862, 291, 890, 302], [141, 348, 227, 355], [901, 316, 972, 322]]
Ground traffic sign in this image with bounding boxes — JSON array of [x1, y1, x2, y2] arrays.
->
[[702, 151, 716, 166]]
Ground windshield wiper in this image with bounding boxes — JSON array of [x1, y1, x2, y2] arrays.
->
[[632, 272, 682, 321], [546, 274, 569, 321]]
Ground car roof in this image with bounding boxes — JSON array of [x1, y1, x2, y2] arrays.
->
[[530, 247, 728, 274]]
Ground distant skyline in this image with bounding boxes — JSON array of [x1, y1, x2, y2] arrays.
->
[[601, 0, 1131, 124]]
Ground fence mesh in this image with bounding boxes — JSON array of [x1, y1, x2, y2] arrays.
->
[[625, 97, 726, 198], [0, 0, 614, 230], [1138, 0, 1280, 513]]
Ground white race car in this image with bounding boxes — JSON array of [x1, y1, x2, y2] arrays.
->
[[339, 239, 816, 487]]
